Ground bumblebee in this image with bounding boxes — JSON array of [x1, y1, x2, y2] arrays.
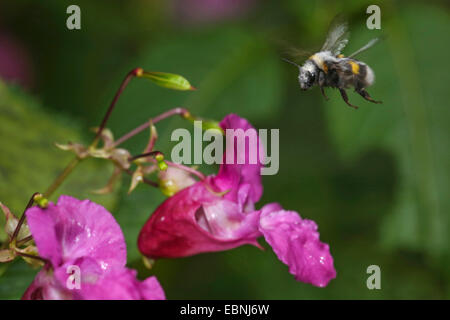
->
[[284, 20, 382, 109]]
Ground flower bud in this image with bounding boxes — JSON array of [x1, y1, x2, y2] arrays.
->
[[139, 71, 196, 91], [33, 194, 48, 209], [155, 153, 168, 171], [158, 167, 196, 196]]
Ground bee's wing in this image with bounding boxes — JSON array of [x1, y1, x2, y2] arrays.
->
[[285, 47, 313, 60], [277, 38, 313, 63], [320, 16, 349, 55], [348, 38, 380, 58]]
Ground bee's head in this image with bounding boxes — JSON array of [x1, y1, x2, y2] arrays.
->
[[298, 63, 317, 90]]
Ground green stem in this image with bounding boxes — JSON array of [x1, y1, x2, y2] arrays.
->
[[43, 157, 81, 199]]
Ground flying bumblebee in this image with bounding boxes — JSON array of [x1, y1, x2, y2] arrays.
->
[[283, 19, 382, 109]]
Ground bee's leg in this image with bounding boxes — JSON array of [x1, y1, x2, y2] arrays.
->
[[339, 88, 359, 109], [318, 72, 329, 100], [320, 86, 329, 100], [356, 88, 382, 104]]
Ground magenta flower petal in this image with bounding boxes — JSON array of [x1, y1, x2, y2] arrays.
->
[[24, 260, 166, 300], [75, 268, 166, 300], [26, 195, 126, 270], [23, 257, 104, 300], [202, 198, 262, 241], [259, 210, 336, 287], [138, 180, 261, 258], [140, 276, 166, 300], [52, 256, 107, 293], [23, 206, 61, 266], [214, 114, 264, 203], [260, 202, 283, 215], [22, 268, 71, 300]]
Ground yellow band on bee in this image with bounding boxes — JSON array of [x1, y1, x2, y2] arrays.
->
[[309, 54, 327, 73], [349, 61, 360, 74]]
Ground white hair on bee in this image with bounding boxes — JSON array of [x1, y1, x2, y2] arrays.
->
[[301, 60, 316, 73], [309, 51, 338, 69], [365, 64, 375, 86]]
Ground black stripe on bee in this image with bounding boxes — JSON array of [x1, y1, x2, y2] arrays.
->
[[335, 59, 371, 89]]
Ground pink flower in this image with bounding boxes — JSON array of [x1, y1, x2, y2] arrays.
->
[[138, 114, 336, 287], [23, 195, 165, 300]]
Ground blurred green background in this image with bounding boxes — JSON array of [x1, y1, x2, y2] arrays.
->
[[0, 0, 449, 299]]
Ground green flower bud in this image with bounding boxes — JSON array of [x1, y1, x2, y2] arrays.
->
[[139, 71, 196, 91]]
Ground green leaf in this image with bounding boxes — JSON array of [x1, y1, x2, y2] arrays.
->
[[0, 259, 38, 299]]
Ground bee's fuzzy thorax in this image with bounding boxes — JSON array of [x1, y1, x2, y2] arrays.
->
[[308, 51, 338, 73]]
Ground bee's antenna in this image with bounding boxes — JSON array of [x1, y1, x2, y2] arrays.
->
[[281, 58, 301, 68]]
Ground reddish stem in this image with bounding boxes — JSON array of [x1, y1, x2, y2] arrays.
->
[[11, 192, 40, 243], [16, 235, 33, 246], [129, 151, 164, 162], [93, 68, 143, 145], [15, 251, 50, 265], [113, 107, 190, 147]]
